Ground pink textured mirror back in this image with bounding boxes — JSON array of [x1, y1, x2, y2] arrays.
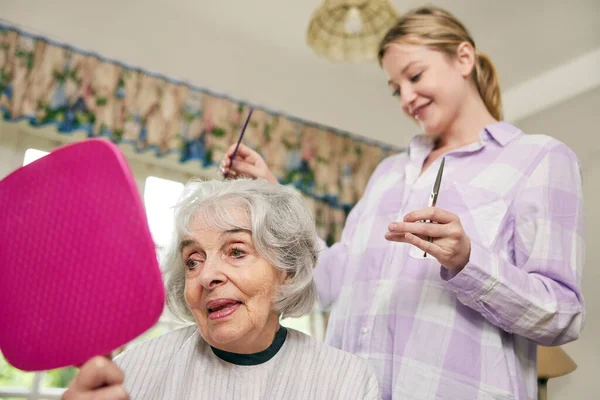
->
[[0, 139, 165, 371]]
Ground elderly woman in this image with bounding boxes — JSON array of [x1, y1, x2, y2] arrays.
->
[[63, 178, 380, 400]]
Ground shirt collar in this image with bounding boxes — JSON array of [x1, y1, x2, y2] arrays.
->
[[483, 121, 523, 147], [407, 134, 436, 161], [210, 326, 288, 366], [407, 121, 523, 161]]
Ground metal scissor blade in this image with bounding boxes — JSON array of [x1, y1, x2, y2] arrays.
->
[[424, 156, 446, 257], [432, 157, 445, 197]]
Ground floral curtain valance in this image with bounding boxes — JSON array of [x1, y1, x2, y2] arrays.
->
[[0, 23, 403, 244]]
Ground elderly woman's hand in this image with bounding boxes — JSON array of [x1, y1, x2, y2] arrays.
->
[[62, 356, 128, 400], [219, 143, 278, 184], [385, 207, 471, 272]]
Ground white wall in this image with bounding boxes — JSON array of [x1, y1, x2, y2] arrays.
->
[[516, 87, 600, 400]]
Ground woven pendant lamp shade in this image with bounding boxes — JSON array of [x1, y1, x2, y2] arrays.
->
[[307, 0, 399, 63]]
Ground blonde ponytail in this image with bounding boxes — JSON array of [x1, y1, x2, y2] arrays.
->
[[474, 51, 503, 120]]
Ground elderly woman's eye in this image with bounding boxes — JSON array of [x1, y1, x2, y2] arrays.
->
[[185, 258, 201, 271], [230, 247, 245, 258]]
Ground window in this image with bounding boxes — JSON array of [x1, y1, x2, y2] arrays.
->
[[22, 149, 49, 166], [143, 176, 184, 263], [141, 175, 188, 326]]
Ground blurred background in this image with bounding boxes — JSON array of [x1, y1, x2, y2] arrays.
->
[[0, 0, 598, 399]]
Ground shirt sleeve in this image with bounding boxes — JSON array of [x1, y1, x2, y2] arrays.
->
[[314, 157, 391, 310], [442, 141, 585, 346]]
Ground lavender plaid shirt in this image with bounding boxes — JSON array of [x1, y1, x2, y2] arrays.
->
[[315, 122, 585, 400]]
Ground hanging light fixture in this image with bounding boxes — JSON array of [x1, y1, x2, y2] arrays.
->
[[306, 0, 399, 63]]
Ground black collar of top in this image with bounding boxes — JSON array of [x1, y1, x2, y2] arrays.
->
[[210, 326, 288, 366]]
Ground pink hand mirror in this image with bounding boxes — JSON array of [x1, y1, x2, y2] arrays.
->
[[0, 139, 165, 371]]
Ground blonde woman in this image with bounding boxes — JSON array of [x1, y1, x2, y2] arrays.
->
[[221, 6, 585, 400]]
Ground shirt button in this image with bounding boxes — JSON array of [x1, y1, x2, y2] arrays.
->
[[361, 327, 369, 335]]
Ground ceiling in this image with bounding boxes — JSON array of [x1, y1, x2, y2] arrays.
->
[[178, 0, 600, 89], [2, 0, 599, 146]]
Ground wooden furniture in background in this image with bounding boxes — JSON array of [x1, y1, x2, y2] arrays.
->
[[537, 346, 577, 400]]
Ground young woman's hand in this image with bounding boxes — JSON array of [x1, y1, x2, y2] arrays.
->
[[219, 144, 278, 184], [385, 207, 471, 272]]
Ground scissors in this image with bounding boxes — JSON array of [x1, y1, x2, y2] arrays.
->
[[423, 157, 445, 257], [223, 108, 253, 179]]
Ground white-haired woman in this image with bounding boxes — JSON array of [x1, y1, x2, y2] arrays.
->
[[62, 179, 380, 400]]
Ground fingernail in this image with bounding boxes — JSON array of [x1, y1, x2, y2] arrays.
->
[[389, 223, 397, 231]]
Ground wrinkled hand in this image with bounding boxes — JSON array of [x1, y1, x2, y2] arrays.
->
[[62, 356, 128, 400], [385, 207, 471, 272], [219, 143, 278, 184]]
